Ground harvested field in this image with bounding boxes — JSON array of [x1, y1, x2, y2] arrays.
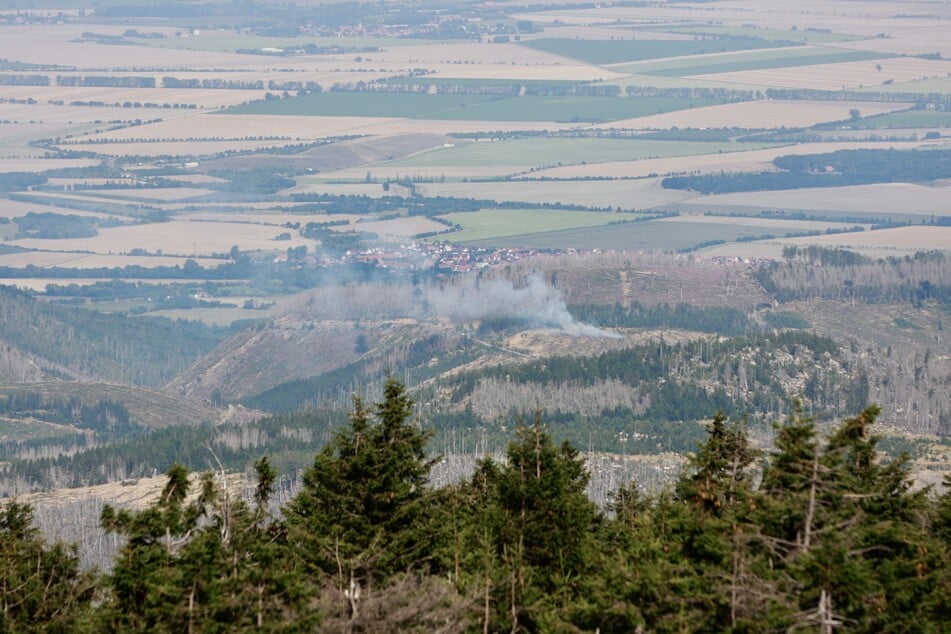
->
[[687, 182, 951, 216], [0, 199, 124, 220], [696, 56, 951, 91], [417, 177, 690, 209], [832, 27, 951, 59], [10, 220, 315, 256], [0, 25, 271, 70], [601, 100, 912, 130], [781, 225, 951, 254], [0, 158, 99, 173], [0, 251, 225, 269]]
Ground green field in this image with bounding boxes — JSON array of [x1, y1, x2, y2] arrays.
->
[[227, 92, 735, 122], [519, 37, 796, 66], [462, 218, 795, 250], [644, 49, 889, 77], [386, 138, 779, 169], [438, 209, 619, 242], [613, 46, 874, 75], [848, 110, 951, 129]]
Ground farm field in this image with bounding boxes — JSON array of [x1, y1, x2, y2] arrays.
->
[[437, 209, 620, 242], [0, 158, 99, 173], [9, 221, 316, 257], [686, 182, 951, 217], [461, 217, 806, 251], [227, 92, 735, 123], [645, 48, 888, 77], [0, 251, 226, 269], [780, 225, 951, 255], [598, 100, 912, 131], [73, 188, 219, 202], [519, 37, 795, 66], [81, 114, 576, 143], [384, 138, 778, 171], [653, 214, 863, 233], [532, 140, 939, 179], [417, 178, 692, 210], [850, 110, 951, 129], [60, 140, 307, 158], [696, 56, 951, 91], [0, 0, 947, 296]]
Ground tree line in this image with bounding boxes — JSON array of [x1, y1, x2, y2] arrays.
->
[[2, 378, 948, 632]]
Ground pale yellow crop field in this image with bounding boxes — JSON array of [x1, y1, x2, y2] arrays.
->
[[697, 57, 951, 91], [690, 182, 951, 216], [782, 225, 951, 254], [10, 221, 316, 256], [0, 158, 99, 173], [533, 140, 940, 180], [0, 200, 124, 221], [334, 216, 446, 238], [830, 26, 951, 59], [0, 251, 225, 269], [603, 100, 912, 131], [0, 25, 271, 70]]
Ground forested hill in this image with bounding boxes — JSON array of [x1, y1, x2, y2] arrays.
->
[[2, 380, 948, 633], [0, 285, 228, 386]]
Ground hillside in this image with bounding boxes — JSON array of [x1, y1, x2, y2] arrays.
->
[[163, 252, 948, 436], [0, 286, 229, 386]]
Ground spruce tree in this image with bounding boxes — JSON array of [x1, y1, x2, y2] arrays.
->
[[0, 501, 93, 633], [282, 377, 439, 622]]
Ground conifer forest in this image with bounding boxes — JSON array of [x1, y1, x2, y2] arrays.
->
[[2, 379, 949, 633]]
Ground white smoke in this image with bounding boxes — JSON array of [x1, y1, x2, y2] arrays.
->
[[425, 275, 619, 338]]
